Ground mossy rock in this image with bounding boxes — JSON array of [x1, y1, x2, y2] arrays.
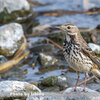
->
[[41, 76, 58, 86]]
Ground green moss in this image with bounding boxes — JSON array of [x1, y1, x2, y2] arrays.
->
[[41, 76, 58, 86], [0, 8, 32, 24]]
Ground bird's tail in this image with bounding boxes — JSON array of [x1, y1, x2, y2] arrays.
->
[[91, 64, 100, 79]]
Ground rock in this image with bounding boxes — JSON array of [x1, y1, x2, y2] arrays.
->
[[43, 86, 59, 92], [27, 92, 63, 100], [0, 81, 41, 98], [30, 44, 54, 54], [88, 43, 100, 54], [0, 55, 7, 64], [41, 76, 58, 87], [64, 87, 96, 93], [63, 87, 100, 100], [0, 0, 31, 24], [27, 37, 46, 46], [27, 88, 100, 100], [0, 0, 30, 13], [41, 75, 75, 88], [87, 83, 100, 92], [38, 53, 58, 67], [0, 23, 25, 56], [57, 76, 76, 88]]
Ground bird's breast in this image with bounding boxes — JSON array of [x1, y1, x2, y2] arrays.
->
[[63, 41, 93, 72]]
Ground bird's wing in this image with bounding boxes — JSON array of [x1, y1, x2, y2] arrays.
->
[[81, 46, 100, 68]]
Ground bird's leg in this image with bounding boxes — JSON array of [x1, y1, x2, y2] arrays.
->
[[74, 72, 80, 91], [83, 72, 87, 92]]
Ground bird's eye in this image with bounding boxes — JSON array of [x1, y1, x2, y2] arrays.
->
[[67, 26, 71, 29]]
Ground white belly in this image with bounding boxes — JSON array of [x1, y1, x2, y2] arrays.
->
[[63, 51, 93, 73]]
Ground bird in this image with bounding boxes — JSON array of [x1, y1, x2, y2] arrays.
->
[[58, 23, 100, 91]]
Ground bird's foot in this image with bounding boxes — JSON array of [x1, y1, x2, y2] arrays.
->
[[74, 88, 77, 92], [82, 89, 87, 92]]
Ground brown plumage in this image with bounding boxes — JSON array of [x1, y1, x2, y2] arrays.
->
[[59, 23, 100, 91]]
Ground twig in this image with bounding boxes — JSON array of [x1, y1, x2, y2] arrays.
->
[[60, 76, 95, 93], [46, 38, 63, 50], [0, 51, 30, 73], [14, 36, 27, 59], [0, 37, 30, 73]]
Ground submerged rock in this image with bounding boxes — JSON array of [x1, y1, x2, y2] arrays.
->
[[0, 23, 25, 56], [0, 81, 41, 98], [0, 0, 31, 24], [38, 53, 58, 67], [30, 44, 54, 54]]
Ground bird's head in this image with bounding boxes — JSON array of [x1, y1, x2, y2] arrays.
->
[[58, 23, 79, 36]]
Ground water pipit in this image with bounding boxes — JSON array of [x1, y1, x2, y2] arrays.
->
[[59, 23, 100, 91]]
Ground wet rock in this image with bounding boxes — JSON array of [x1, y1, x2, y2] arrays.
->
[[0, 0, 31, 24], [0, 81, 41, 98], [87, 83, 100, 92], [63, 87, 100, 100], [38, 53, 58, 67], [0, 55, 7, 64], [41, 76, 58, 87], [43, 86, 59, 92], [64, 87, 96, 93], [57, 76, 76, 88], [41, 75, 75, 88], [30, 44, 54, 54], [88, 43, 100, 54], [39, 64, 67, 73], [27, 88, 100, 100], [27, 92, 63, 100], [27, 37, 46, 46], [0, 23, 25, 56]]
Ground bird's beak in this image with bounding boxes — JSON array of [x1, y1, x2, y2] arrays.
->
[[55, 26, 62, 30], [49, 26, 63, 30]]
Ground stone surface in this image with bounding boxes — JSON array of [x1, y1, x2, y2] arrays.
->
[[38, 53, 58, 66], [88, 43, 100, 54], [41, 76, 58, 86], [0, 23, 24, 56], [0, 0, 30, 13], [0, 81, 41, 98], [57, 76, 75, 88], [27, 87, 100, 100], [0, 0, 31, 24], [30, 44, 54, 54]]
